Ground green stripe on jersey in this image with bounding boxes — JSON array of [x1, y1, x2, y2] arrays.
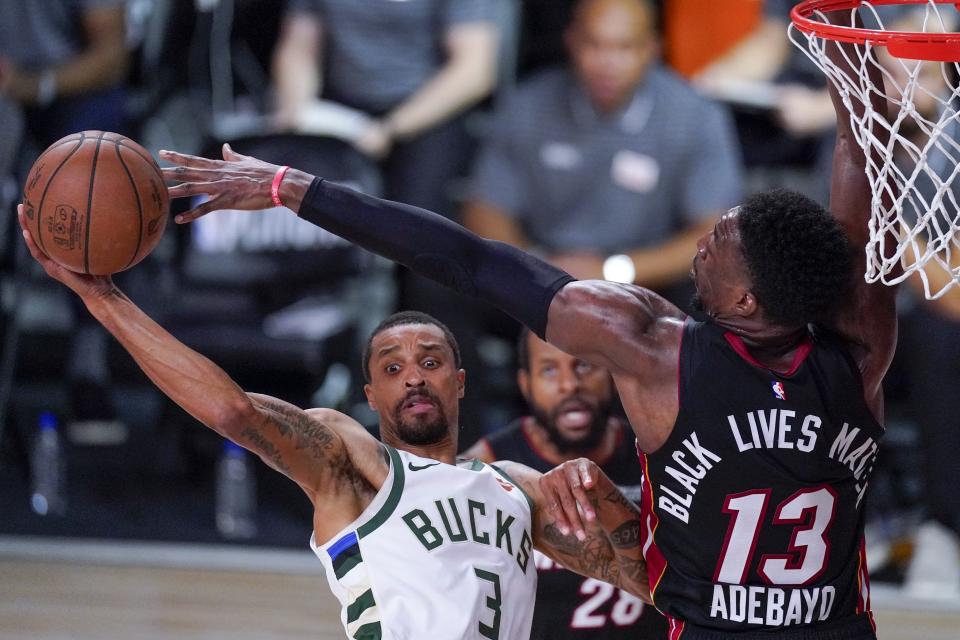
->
[[347, 588, 376, 624], [333, 550, 362, 580], [353, 621, 382, 640], [358, 445, 405, 538]]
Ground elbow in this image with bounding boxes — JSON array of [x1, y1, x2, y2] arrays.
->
[[212, 395, 259, 440]]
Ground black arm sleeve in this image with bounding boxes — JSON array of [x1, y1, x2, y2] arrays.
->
[[297, 178, 574, 338]]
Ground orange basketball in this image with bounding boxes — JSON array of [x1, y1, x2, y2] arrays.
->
[[21, 131, 169, 275]]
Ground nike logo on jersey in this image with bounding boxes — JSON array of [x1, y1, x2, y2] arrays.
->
[[408, 461, 441, 471]]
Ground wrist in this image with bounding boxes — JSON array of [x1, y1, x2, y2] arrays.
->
[[281, 168, 317, 213]]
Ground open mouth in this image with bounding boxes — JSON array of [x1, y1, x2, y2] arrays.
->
[[555, 399, 594, 430], [403, 394, 437, 414]]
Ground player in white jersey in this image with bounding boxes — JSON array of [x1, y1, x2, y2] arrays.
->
[[14, 215, 651, 640], [313, 445, 538, 639]]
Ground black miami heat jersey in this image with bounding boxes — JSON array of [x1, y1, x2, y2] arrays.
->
[[640, 319, 883, 638], [484, 417, 667, 640]]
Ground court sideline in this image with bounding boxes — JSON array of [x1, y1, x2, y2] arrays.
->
[[0, 537, 958, 639]]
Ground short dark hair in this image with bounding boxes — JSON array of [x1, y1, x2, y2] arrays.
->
[[362, 311, 462, 383], [737, 189, 852, 326], [516, 326, 533, 372]]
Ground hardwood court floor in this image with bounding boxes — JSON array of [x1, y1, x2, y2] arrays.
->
[[1, 556, 959, 639]]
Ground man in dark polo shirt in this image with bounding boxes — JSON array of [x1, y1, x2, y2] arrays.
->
[[465, 0, 742, 299], [465, 328, 667, 640]]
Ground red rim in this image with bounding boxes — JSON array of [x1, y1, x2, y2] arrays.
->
[[791, 0, 960, 61]]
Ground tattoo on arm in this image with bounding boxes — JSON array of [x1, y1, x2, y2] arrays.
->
[[542, 522, 619, 583], [610, 520, 641, 548], [255, 397, 337, 461], [539, 493, 648, 597], [605, 489, 640, 513], [239, 425, 292, 475]]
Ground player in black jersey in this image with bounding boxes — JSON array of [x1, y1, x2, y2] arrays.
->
[[465, 329, 667, 639], [162, 9, 892, 639]]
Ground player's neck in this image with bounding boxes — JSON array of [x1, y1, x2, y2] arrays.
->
[[720, 319, 810, 369], [385, 434, 458, 464], [523, 416, 620, 466]]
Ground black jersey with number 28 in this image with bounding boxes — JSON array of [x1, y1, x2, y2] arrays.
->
[[640, 319, 882, 639], [484, 418, 667, 640]]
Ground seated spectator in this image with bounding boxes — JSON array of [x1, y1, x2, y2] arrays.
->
[[464, 0, 742, 299], [271, 0, 504, 445], [0, 0, 130, 432], [0, 0, 129, 150], [465, 329, 666, 639], [692, 0, 928, 202], [271, 0, 500, 215]]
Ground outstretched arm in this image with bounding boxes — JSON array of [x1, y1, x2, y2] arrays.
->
[[16, 207, 384, 509], [160, 148, 681, 379], [497, 459, 651, 603], [821, 10, 898, 413]]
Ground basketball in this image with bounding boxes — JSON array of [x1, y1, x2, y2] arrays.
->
[[21, 131, 169, 275]]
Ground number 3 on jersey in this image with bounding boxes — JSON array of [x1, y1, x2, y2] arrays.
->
[[475, 568, 502, 639], [714, 487, 837, 585]]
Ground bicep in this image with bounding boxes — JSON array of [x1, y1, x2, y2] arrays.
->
[[829, 133, 899, 397], [546, 280, 681, 376], [237, 394, 358, 496]]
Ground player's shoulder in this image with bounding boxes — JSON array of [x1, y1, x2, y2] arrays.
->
[[559, 280, 686, 326], [488, 459, 542, 496]]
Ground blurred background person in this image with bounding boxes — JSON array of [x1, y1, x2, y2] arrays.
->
[[271, 0, 503, 447], [0, 0, 131, 436], [466, 328, 666, 639], [691, 0, 835, 203], [691, 0, 929, 204], [0, 0, 129, 152], [271, 0, 499, 215], [464, 0, 742, 302]]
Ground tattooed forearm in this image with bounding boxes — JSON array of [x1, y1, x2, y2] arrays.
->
[[240, 425, 292, 474], [610, 519, 641, 548], [604, 489, 640, 514], [542, 522, 623, 583], [542, 522, 585, 556]]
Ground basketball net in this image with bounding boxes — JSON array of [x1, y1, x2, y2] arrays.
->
[[790, 1, 960, 299]]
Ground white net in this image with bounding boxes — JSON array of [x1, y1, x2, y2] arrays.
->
[[789, 1, 960, 299]]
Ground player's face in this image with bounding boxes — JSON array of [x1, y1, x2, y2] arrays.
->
[[519, 334, 614, 452], [691, 208, 751, 317], [364, 324, 465, 446], [567, 0, 657, 113]]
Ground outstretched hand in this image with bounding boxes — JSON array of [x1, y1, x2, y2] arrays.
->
[[160, 144, 285, 224], [539, 458, 603, 542], [17, 205, 116, 300]]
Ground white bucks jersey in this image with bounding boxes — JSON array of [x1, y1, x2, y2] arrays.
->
[[311, 446, 538, 640]]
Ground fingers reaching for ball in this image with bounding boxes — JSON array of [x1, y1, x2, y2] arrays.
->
[[160, 146, 284, 223], [17, 205, 114, 298]]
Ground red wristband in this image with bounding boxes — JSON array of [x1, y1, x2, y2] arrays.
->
[[271, 165, 290, 207]]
